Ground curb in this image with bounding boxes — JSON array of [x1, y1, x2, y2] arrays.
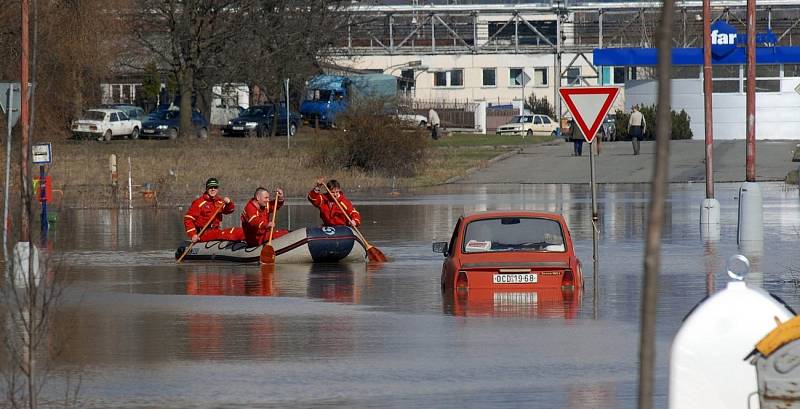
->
[[443, 147, 523, 184]]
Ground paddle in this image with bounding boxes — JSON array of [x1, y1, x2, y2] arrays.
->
[[259, 192, 280, 264], [176, 204, 223, 263], [322, 183, 388, 262]]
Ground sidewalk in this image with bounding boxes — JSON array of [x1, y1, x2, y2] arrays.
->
[[456, 139, 798, 184]]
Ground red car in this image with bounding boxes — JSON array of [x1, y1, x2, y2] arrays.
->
[[434, 211, 583, 292]]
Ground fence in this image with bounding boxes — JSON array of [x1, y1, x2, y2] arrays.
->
[[399, 97, 478, 130]]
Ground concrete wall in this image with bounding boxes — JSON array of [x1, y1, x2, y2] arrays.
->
[[625, 78, 800, 140]]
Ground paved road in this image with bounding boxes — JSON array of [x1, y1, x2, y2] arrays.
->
[[457, 139, 799, 184]]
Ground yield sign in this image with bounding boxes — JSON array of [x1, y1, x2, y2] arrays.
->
[[559, 87, 620, 143]]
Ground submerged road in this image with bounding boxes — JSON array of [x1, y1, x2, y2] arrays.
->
[[457, 139, 798, 184]]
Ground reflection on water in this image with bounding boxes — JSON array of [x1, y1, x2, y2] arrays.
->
[[14, 182, 800, 408]]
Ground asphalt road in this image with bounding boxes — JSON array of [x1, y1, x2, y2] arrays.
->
[[457, 139, 799, 184]]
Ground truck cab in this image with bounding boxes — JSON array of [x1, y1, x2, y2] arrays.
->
[[299, 75, 350, 127]]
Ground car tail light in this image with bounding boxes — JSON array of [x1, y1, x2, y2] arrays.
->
[[456, 271, 468, 291], [561, 269, 575, 290], [89, 125, 97, 131]]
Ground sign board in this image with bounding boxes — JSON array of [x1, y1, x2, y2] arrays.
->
[[559, 87, 620, 143], [0, 82, 21, 128], [32, 143, 52, 164], [515, 71, 531, 87], [795, 82, 800, 96]]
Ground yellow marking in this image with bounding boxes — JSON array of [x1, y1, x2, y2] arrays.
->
[[186, 228, 196, 233], [248, 215, 257, 222], [184, 215, 195, 220], [199, 200, 207, 207], [258, 221, 264, 228]]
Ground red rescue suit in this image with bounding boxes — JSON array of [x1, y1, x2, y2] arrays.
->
[[240, 197, 288, 246], [307, 188, 361, 227], [183, 193, 243, 241]]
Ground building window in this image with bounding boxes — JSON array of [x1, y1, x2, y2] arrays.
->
[[785, 64, 800, 77], [533, 67, 548, 86], [450, 69, 463, 87], [672, 66, 700, 79], [433, 69, 464, 88], [743, 80, 780, 93], [566, 67, 581, 85], [400, 69, 415, 91], [712, 80, 739, 93], [483, 68, 496, 87], [713, 65, 740, 78], [434, 72, 447, 87], [509, 68, 523, 86]]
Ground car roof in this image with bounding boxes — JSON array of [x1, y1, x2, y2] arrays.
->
[[86, 109, 121, 114], [460, 210, 566, 223]]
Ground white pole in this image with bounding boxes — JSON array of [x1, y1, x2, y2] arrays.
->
[[3, 85, 14, 262], [127, 156, 133, 209], [285, 79, 290, 150]]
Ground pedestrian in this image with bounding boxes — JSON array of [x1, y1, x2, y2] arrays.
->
[[240, 187, 288, 247], [307, 178, 362, 227], [570, 118, 584, 157], [183, 177, 243, 242], [428, 108, 441, 140], [628, 105, 646, 155]]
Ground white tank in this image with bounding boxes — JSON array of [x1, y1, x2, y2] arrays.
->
[[669, 256, 795, 409]]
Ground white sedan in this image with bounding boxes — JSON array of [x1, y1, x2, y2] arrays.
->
[[71, 108, 141, 141], [496, 114, 558, 138]]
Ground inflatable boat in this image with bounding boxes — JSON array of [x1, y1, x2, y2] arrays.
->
[[175, 226, 367, 263]]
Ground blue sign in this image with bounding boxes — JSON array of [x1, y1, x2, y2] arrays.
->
[[710, 21, 738, 58]]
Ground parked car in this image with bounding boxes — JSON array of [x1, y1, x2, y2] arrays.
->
[[109, 104, 147, 122], [496, 114, 558, 137], [395, 106, 428, 128], [433, 211, 583, 292], [140, 109, 209, 139], [71, 108, 141, 141], [221, 104, 300, 137]]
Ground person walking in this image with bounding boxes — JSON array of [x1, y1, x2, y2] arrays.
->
[[569, 118, 584, 157], [183, 177, 243, 242], [628, 105, 646, 155], [428, 108, 441, 140]]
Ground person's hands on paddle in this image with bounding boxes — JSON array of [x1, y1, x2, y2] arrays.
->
[[191, 234, 200, 243], [223, 196, 231, 204], [315, 177, 326, 188], [349, 219, 359, 228], [275, 188, 284, 200]]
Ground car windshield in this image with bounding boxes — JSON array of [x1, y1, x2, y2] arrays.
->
[[83, 111, 106, 121], [307, 89, 333, 102], [241, 107, 271, 116], [511, 116, 533, 124], [462, 217, 566, 253]]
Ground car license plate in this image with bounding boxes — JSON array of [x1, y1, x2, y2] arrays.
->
[[233, 126, 244, 130], [493, 273, 538, 284], [143, 129, 154, 133]]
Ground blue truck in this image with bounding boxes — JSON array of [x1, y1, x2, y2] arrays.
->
[[299, 74, 398, 127]]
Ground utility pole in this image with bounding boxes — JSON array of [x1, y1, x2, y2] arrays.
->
[[745, 0, 756, 181], [21, 0, 31, 243]]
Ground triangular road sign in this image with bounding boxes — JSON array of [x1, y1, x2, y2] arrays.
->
[[559, 87, 620, 143]]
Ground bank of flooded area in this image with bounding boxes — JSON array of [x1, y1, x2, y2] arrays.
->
[[20, 182, 800, 408]]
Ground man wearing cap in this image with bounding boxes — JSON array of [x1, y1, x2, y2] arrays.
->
[[183, 178, 243, 242]]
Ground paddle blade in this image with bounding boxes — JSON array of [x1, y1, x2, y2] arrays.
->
[[366, 246, 388, 263], [260, 245, 276, 264]]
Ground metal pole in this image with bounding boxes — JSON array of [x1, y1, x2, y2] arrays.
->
[[703, 0, 714, 199], [285, 79, 290, 150], [39, 165, 46, 243], [20, 0, 31, 243], [745, 0, 756, 182], [555, 6, 562, 126], [3, 85, 13, 262], [589, 139, 598, 287], [638, 0, 674, 406], [128, 156, 133, 210]]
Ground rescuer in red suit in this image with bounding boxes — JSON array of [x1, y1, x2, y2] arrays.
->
[[183, 177, 243, 242], [307, 178, 361, 227], [240, 187, 288, 246]]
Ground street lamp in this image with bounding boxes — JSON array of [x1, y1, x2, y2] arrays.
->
[[384, 60, 423, 74]]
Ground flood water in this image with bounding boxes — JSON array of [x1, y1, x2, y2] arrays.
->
[[14, 182, 800, 408]]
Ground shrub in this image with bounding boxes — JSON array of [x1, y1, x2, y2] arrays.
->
[[312, 99, 429, 177], [613, 105, 693, 140], [525, 94, 556, 119]]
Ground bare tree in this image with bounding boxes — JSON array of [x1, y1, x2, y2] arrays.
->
[[134, 0, 253, 138]]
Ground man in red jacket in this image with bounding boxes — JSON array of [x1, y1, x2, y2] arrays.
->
[[307, 178, 361, 227], [240, 187, 288, 246], [183, 177, 243, 242]]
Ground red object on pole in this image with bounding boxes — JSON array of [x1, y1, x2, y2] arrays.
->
[[702, 0, 714, 199], [745, 0, 756, 182], [20, 0, 31, 241]]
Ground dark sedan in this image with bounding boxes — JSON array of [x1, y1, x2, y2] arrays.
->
[[140, 110, 209, 139], [221, 104, 300, 137]]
